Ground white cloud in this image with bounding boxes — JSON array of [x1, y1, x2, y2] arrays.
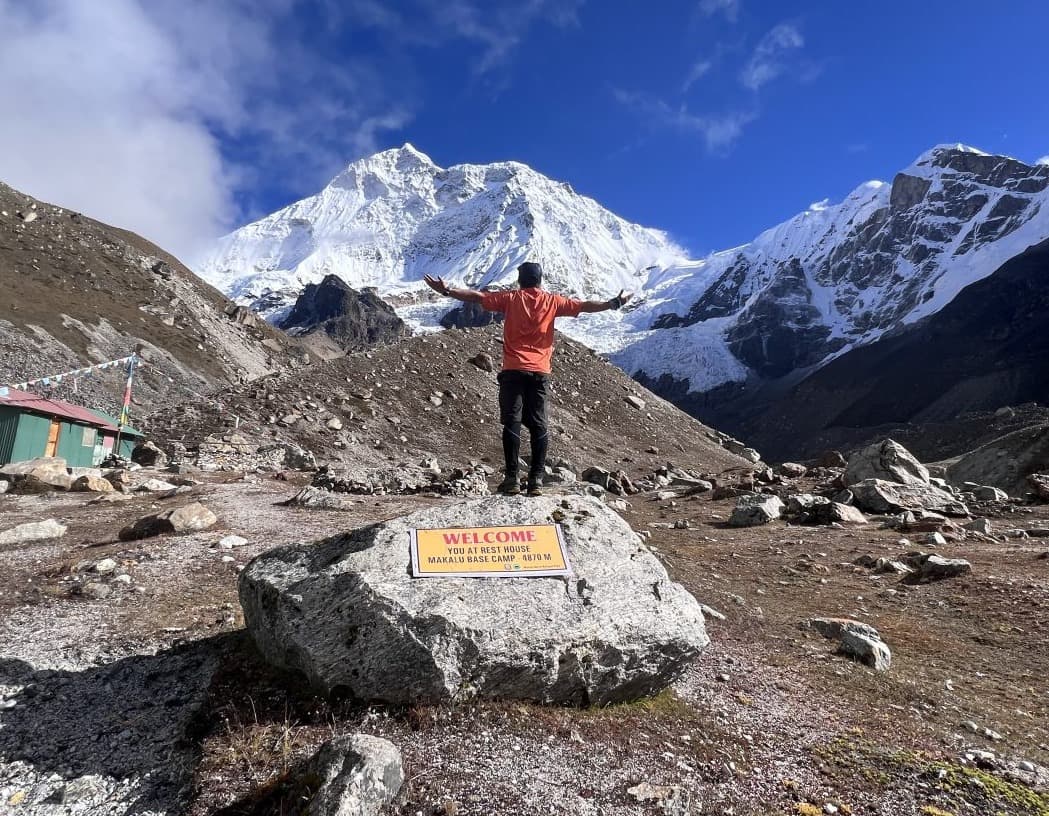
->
[[614, 89, 755, 153], [740, 22, 804, 91], [0, 0, 409, 264], [347, 0, 584, 77], [1036, 155, 1049, 166], [699, 0, 740, 22], [682, 59, 714, 93]]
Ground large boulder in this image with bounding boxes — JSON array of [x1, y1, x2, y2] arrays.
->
[[0, 457, 72, 492], [728, 494, 784, 527], [850, 478, 969, 516], [845, 439, 930, 487], [239, 495, 709, 705], [119, 502, 218, 541], [301, 734, 403, 816]]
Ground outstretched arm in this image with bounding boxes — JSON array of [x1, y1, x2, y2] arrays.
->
[[424, 275, 484, 304], [577, 289, 634, 313]]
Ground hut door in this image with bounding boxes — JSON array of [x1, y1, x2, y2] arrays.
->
[[45, 420, 61, 457]]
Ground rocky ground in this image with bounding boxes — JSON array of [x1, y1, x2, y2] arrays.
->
[[2, 461, 1048, 815]]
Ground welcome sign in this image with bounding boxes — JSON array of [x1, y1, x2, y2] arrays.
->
[[410, 524, 571, 578]]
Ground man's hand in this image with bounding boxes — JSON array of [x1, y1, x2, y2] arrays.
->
[[424, 274, 450, 295], [614, 289, 634, 308]]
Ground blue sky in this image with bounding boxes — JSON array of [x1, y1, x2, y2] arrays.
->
[[1, 0, 1047, 261]]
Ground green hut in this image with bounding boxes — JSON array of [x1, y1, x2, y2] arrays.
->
[[0, 388, 144, 467]]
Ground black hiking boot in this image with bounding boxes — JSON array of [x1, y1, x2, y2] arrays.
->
[[526, 474, 543, 497], [497, 476, 521, 495]]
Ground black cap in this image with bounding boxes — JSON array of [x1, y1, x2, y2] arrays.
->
[[517, 261, 542, 288]]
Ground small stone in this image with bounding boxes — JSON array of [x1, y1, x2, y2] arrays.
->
[[82, 582, 111, 600], [219, 535, 249, 549], [94, 558, 118, 574], [700, 604, 726, 621], [625, 395, 646, 411], [326, 417, 344, 431], [964, 518, 993, 535], [926, 532, 948, 547]]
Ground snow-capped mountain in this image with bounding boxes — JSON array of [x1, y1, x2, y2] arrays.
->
[[199, 144, 687, 323], [619, 145, 1049, 392], [199, 143, 1049, 399]]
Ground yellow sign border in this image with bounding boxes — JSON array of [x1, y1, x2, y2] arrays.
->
[[410, 523, 572, 578]]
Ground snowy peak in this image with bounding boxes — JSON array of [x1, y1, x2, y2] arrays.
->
[[198, 148, 685, 320]]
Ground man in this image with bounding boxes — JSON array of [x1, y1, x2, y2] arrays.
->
[[424, 261, 632, 496]]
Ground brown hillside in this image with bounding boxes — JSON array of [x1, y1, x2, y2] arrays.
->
[[0, 182, 296, 418], [144, 324, 751, 477]]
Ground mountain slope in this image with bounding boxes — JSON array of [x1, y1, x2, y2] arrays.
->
[[0, 181, 294, 418]]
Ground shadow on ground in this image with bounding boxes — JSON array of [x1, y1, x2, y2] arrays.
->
[[0, 633, 239, 814]]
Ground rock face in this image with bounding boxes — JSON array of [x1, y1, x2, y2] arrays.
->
[[239, 495, 709, 705], [119, 502, 218, 541], [845, 439, 930, 487], [302, 734, 403, 816], [728, 494, 784, 527], [0, 519, 67, 546], [947, 424, 1049, 498], [278, 274, 409, 352]]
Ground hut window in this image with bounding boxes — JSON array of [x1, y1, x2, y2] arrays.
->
[[82, 427, 96, 447]]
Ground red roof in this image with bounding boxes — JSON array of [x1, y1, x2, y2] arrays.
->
[[0, 388, 121, 432]]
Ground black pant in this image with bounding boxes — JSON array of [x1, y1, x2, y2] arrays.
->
[[497, 369, 548, 479]]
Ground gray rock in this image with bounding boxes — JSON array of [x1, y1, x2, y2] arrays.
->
[[729, 494, 784, 527], [775, 462, 807, 478], [326, 417, 344, 431], [0, 480, 8, 494], [948, 426, 1049, 498], [832, 488, 855, 505], [239, 495, 709, 704], [119, 502, 218, 541], [624, 395, 646, 411], [850, 478, 968, 516], [133, 478, 178, 492], [816, 502, 868, 525], [786, 494, 831, 515], [81, 582, 111, 600], [219, 535, 249, 549], [964, 518, 994, 535], [972, 485, 1009, 502], [0, 518, 67, 546], [845, 439, 930, 487], [805, 618, 891, 671], [284, 486, 358, 510], [94, 558, 118, 574], [840, 630, 892, 671], [467, 352, 494, 372], [926, 532, 948, 547], [1029, 473, 1049, 502], [302, 733, 403, 816], [908, 554, 972, 583]]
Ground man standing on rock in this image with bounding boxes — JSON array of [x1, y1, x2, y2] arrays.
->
[[425, 262, 632, 496]]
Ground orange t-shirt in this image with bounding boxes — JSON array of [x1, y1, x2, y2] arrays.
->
[[480, 288, 583, 374]]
